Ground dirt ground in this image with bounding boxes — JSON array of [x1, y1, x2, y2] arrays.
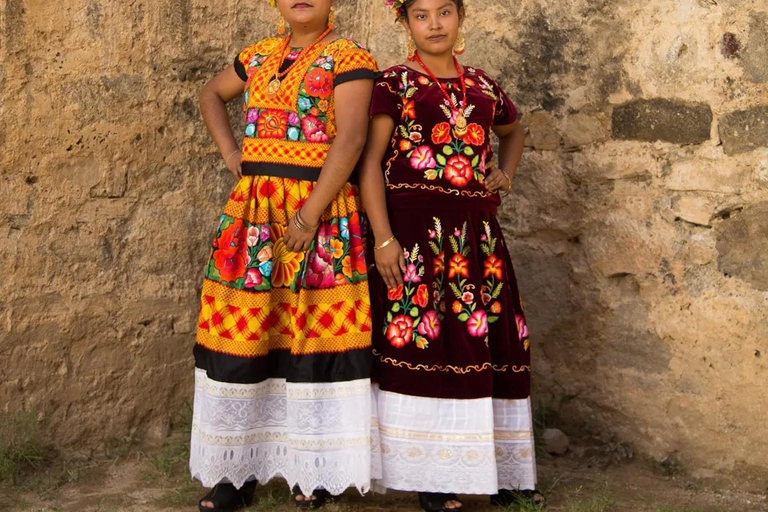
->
[[1, 431, 765, 512]]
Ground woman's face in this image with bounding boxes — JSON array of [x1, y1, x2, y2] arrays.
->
[[277, 0, 333, 30], [404, 0, 462, 57]]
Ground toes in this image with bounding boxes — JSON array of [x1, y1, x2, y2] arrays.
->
[[200, 500, 215, 509]]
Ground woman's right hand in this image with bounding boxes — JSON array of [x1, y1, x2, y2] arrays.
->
[[375, 239, 406, 290], [225, 150, 243, 180]]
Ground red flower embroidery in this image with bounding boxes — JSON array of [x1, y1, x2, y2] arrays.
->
[[402, 100, 416, 119], [462, 291, 474, 305], [399, 139, 413, 152], [304, 68, 333, 99], [414, 284, 429, 307], [257, 110, 289, 139], [444, 155, 473, 187], [388, 284, 404, 301], [387, 315, 414, 348], [432, 122, 452, 144], [448, 254, 469, 278], [410, 132, 423, 143], [462, 123, 485, 146], [483, 255, 503, 280], [452, 301, 463, 314], [491, 302, 502, 314], [302, 115, 330, 143], [212, 221, 249, 282], [433, 251, 445, 275]]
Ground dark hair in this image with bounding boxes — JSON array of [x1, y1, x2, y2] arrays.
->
[[399, 0, 465, 20]]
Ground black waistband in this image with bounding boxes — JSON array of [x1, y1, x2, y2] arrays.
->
[[242, 162, 358, 184]]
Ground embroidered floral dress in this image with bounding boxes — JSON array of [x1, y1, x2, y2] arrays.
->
[[190, 37, 378, 495], [369, 66, 537, 494]]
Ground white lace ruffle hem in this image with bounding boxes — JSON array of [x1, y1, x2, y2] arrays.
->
[[189, 368, 375, 496]]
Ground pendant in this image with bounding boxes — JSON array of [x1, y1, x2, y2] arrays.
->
[[267, 78, 281, 96], [454, 113, 469, 137]]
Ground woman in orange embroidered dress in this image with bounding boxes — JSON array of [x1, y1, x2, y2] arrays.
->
[[191, 1, 378, 510]]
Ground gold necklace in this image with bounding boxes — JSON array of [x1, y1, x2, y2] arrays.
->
[[267, 26, 333, 96]]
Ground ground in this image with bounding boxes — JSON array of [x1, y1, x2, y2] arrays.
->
[[1, 428, 764, 512]]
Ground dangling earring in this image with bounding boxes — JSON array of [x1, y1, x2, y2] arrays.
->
[[328, 5, 336, 30], [407, 35, 416, 61], [453, 29, 466, 55], [277, 14, 287, 35]]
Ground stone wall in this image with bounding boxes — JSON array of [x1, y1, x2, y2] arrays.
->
[[1, 0, 766, 484]]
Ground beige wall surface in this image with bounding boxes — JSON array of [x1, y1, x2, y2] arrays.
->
[[1, 0, 767, 485]]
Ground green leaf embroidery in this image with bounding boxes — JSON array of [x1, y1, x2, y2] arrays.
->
[[449, 236, 460, 254], [386, 312, 394, 323], [457, 312, 470, 322], [428, 241, 440, 256], [488, 315, 500, 324], [492, 282, 504, 299], [481, 245, 491, 256], [406, 87, 418, 98], [436, 154, 447, 166], [464, 146, 475, 156], [410, 307, 420, 317], [471, 155, 480, 167], [392, 303, 401, 312], [443, 145, 454, 155], [449, 282, 462, 299]]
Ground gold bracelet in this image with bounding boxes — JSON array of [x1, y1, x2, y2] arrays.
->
[[374, 235, 397, 252], [293, 210, 319, 233]]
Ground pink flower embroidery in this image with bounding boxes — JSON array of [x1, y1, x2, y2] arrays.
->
[[305, 239, 335, 288], [410, 146, 437, 170], [244, 268, 263, 289], [515, 315, 529, 342], [467, 310, 488, 337], [246, 226, 261, 247], [403, 263, 421, 283], [302, 115, 330, 143], [417, 310, 441, 340], [462, 291, 474, 305]]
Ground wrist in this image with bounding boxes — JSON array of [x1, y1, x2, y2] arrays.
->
[[299, 204, 322, 225]]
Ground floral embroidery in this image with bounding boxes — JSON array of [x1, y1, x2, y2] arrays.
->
[[427, 218, 447, 320], [270, 224, 304, 289], [443, 222, 486, 339], [257, 110, 289, 139], [303, 216, 368, 289], [304, 68, 333, 99], [479, 221, 504, 325], [516, 314, 530, 351], [383, 245, 440, 350], [211, 218, 250, 285]]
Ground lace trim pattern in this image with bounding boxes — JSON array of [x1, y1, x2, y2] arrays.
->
[[190, 369, 375, 495], [371, 387, 537, 494]]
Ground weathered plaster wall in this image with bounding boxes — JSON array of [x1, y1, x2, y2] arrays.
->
[[1, 0, 766, 484]]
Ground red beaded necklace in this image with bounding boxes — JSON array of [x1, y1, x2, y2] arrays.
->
[[266, 26, 333, 96], [413, 51, 469, 137]]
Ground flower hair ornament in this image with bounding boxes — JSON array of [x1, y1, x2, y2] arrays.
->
[[384, 0, 407, 19], [267, 0, 277, 6]]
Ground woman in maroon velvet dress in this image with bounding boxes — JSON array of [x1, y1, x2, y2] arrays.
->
[[360, 0, 542, 510]]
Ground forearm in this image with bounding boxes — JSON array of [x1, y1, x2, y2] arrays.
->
[[199, 87, 239, 158], [360, 163, 394, 245], [301, 132, 367, 222], [496, 124, 525, 178]]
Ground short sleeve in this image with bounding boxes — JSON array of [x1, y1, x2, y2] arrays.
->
[[492, 81, 519, 126], [369, 74, 402, 122], [333, 44, 379, 87], [233, 43, 269, 82]]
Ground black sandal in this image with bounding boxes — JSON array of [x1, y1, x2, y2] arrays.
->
[[293, 486, 332, 509], [418, 492, 463, 512], [491, 488, 545, 508], [199, 481, 257, 512]]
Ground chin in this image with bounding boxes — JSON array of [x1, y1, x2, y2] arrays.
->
[[420, 41, 454, 55]]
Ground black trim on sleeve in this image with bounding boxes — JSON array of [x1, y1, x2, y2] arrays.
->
[[234, 55, 248, 82], [334, 69, 377, 87]]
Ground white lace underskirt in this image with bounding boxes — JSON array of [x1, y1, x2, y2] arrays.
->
[[371, 386, 537, 494], [189, 368, 377, 496]]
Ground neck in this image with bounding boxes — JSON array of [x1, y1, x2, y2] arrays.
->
[[415, 51, 458, 78], [289, 24, 330, 47]]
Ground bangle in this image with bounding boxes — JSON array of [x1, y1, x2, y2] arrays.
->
[[293, 210, 319, 233], [225, 149, 240, 165], [501, 170, 512, 191], [374, 235, 397, 252]]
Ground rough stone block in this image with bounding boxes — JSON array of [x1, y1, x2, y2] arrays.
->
[[719, 106, 768, 156], [716, 202, 768, 291], [741, 14, 768, 83], [612, 99, 712, 145]]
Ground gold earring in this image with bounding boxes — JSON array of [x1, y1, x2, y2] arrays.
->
[[328, 5, 336, 29], [277, 14, 286, 35], [407, 36, 416, 61], [453, 29, 466, 55]]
